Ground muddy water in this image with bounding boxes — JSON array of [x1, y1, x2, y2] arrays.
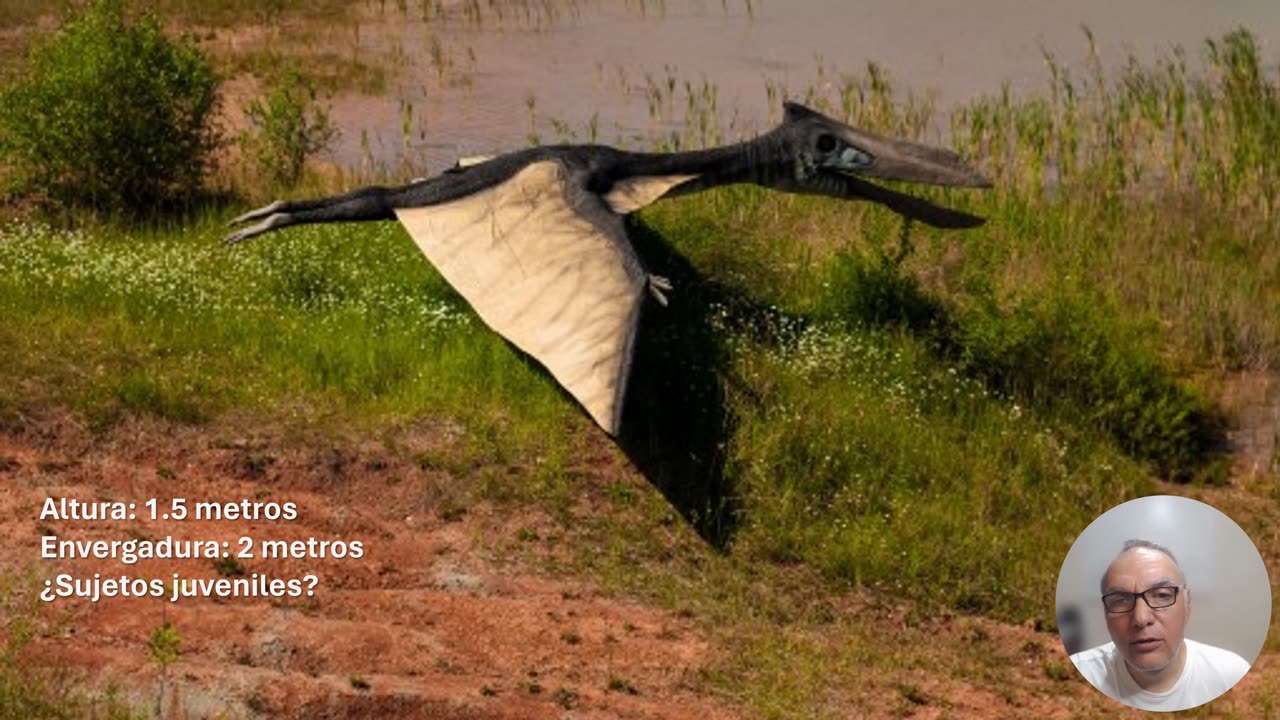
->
[[328, 0, 1280, 173]]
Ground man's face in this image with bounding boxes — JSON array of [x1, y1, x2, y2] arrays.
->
[[1102, 548, 1191, 674]]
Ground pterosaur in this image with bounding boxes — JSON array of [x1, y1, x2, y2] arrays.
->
[[226, 102, 990, 435]]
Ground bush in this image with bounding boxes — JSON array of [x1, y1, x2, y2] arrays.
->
[[819, 252, 1219, 479], [950, 294, 1219, 479], [0, 0, 220, 213], [240, 67, 337, 189]]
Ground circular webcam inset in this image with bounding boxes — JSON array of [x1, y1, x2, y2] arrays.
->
[[1055, 495, 1271, 712]]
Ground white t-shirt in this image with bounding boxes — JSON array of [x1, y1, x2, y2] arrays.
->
[[1070, 638, 1251, 711]]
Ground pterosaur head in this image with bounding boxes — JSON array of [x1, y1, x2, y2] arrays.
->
[[774, 101, 991, 228]]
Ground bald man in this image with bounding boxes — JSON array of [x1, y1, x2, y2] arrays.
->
[[1069, 540, 1251, 711]]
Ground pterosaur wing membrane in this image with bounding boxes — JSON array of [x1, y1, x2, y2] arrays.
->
[[394, 160, 646, 435]]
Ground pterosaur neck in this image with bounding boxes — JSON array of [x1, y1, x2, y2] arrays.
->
[[613, 132, 789, 190]]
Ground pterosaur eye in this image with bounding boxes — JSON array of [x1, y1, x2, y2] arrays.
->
[[815, 134, 837, 153]]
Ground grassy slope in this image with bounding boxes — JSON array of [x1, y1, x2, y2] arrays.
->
[[1, 5, 1279, 719]]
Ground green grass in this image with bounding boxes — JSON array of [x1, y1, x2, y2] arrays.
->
[[3, 29, 1275, 623], [0, 0, 352, 30], [951, 29, 1280, 368], [0, 193, 1175, 627], [0, 218, 575, 434], [0, 25, 1278, 719], [725, 322, 1150, 614]]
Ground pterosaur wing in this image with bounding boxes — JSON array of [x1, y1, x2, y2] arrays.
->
[[394, 160, 646, 435], [603, 174, 698, 214]]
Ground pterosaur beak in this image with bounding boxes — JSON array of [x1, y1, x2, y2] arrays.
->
[[841, 125, 992, 188]]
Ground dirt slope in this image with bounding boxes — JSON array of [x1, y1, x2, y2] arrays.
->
[[2, 415, 1275, 719], [0, 418, 735, 720]]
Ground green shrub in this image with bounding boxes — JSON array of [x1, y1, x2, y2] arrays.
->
[[819, 252, 1218, 479], [240, 67, 337, 189], [951, 293, 1218, 479], [0, 0, 220, 213], [820, 251, 951, 336]]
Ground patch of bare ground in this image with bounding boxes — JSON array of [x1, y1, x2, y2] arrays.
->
[[0, 415, 732, 720], [2, 412, 1277, 719], [1217, 371, 1280, 481], [831, 610, 1278, 718], [0, 20, 47, 75]]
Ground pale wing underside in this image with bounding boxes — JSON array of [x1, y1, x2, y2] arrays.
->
[[395, 161, 646, 435], [604, 175, 698, 214]]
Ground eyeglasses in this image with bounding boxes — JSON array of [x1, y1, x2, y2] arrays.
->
[[1101, 586, 1184, 614]]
